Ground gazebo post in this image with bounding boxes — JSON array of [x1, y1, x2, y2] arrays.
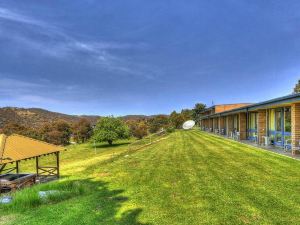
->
[[35, 156, 39, 177], [16, 161, 19, 173], [56, 152, 60, 178]]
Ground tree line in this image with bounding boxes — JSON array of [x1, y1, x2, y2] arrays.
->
[[0, 118, 92, 146], [93, 102, 206, 145], [0, 103, 206, 146]]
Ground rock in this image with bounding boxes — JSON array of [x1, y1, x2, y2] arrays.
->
[[0, 196, 12, 204], [38, 190, 59, 199]]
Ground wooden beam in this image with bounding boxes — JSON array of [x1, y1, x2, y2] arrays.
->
[[0, 164, 7, 174], [37, 166, 57, 169], [37, 168, 57, 176], [1, 166, 16, 174]]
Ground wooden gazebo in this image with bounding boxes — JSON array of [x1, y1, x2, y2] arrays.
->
[[0, 134, 64, 178]]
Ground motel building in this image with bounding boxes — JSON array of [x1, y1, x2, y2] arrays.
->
[[199, 93, 300, 156]]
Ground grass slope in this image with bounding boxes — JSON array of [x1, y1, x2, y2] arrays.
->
[[1, 130, 300, 225]]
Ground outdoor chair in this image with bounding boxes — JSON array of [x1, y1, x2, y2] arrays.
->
[[284, 139, 291, 152], [253, 135, 258, 145], [262, 136, 271, 147], [235, 132, 240, 141]]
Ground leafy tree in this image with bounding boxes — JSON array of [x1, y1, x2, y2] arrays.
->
[[169, 111, 185, 129], [93, 117, 130, 145], [127, 120, 148, 139], [40, 120, 72, 145], [148, 115, 169, 133], [181, 109, 193, 121], [72, 118, 93, 143], [294, 80, 300, 93], [192, 103, 206, 123]]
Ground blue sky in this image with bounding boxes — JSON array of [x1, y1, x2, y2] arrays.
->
[[0, 0, 299, 115]]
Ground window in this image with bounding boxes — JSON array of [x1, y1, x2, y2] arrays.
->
[[249, 113, 257, 130], [248, 112, 257, 139], [267, 109, 275, 142], [233, 115, 239, 131], [285, 107, 291, 133], [275, 109, 282, 132], [276, 133, 282, 143], [268, 109, 275, 131]]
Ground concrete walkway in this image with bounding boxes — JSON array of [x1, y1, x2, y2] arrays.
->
[[240, 140, 300, 160], [209, 132, 300, 160]]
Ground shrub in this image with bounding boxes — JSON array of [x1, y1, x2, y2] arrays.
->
[[166, 126, 175, 133], [127, 120, 148, 139]]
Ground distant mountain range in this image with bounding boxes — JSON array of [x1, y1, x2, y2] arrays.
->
[[0, 107, 153, 128]]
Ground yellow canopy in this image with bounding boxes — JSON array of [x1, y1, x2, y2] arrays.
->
[[0, 134, 64, 164]]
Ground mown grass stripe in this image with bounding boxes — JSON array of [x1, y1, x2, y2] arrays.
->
[[1, 130, 299, 225]]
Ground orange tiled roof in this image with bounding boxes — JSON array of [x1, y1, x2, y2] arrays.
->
[[0, 134, 64, 164]]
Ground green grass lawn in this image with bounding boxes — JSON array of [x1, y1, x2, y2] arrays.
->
[[1, 130, 300, 225]]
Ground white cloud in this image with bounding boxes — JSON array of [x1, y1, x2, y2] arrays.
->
[[0, 7, 47, 27], [0, 76, 78, 105], [17, 95, 61, 104], [0, 77, 44, 96], [0, 78, 43, 89], [0, 6, 158, 80], [0, 6, 139, 56]]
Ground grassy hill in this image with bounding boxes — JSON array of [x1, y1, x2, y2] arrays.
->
[[1, 130, 300, 225]]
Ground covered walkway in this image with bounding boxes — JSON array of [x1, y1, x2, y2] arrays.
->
[[200, 93, 300, 157]]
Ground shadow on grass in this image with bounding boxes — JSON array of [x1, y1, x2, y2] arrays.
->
[[1, 179, 150, 225]]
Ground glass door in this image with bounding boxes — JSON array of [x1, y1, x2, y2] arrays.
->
[[268, 109, 276, 144], [274, 108, 283, 146], [284, 107, 291, 149], [248, 112, 257, 141], [223, 117, 227, 135], [233, 114, 239, 133]]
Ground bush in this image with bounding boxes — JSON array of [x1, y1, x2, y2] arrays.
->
[[148, 115, 169, 133], [127, 120, 148, 139], [166, 126, 175, 133]]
